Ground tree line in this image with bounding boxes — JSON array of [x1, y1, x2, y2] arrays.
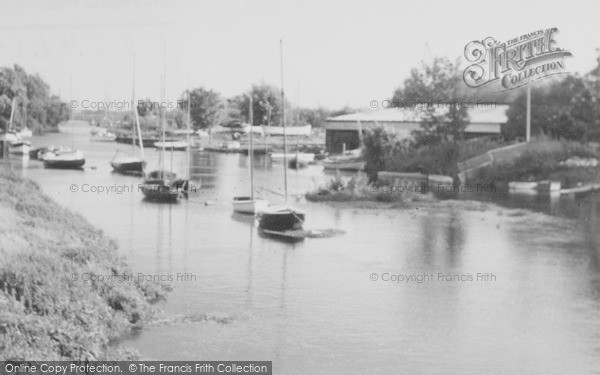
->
[[114, 82, 355, 132], [0, 65, 71, 133], [391, 52, 600, 145]]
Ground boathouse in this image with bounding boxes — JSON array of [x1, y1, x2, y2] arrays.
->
[[323, 105, 509, 154]]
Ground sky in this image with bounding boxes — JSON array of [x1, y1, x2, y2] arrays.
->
[[0, 0, 599, 110]]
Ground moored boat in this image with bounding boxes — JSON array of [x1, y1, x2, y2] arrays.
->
[[110, 155, 146, 174], [258, 205, 305, 231], [153, 141, 188, 151], [43, 149, 85, 169], [233, 196, 269, 214], [112, 62, 147, 175], [139, 170, 181, 202], [257, 40, 306, 235], [232, 91, 269, 214]]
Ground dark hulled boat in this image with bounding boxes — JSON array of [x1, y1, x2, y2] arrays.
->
[[139, 170, 181, 202], [42, 150, 85, 169], [110, 155, 146, 174], [258, 206, 305, 231], [257, 40, 306, 236]]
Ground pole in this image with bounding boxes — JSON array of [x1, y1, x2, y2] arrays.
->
[[8, 97, 15, 131], [186, 88, 191, 179], [249, 92, 254, 201], [280, 39, 288, 204], [132, 54, 136, 152], [526, 84, 531, 142]]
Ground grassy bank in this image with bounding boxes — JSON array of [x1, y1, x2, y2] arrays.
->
[[0, 168, 169, 360], [306, 175, 435, 205], [472, 140, 600, 188], [362, 128, 505, 179]]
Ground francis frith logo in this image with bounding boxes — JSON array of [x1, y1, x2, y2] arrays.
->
[[463, 27, 572, 91]]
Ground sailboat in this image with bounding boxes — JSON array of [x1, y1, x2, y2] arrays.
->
[[257, 40, 305, 233], [233, 92, 269, 214], [140, 49, 181, 202], [6, 98, 32, 156], [111, 60, 146, 175], [171, 89, 198, 194]]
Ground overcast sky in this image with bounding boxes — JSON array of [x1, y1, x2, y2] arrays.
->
[[1, 0, 599, 109]]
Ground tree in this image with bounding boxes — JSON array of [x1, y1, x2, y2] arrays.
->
[[0, 65, 69, 132], [583, 48, 600, 141], [186, 87, 223, 130], [227, 82, 291, 126], [503, 75, 595, 141], [391, 57, 470, 145]]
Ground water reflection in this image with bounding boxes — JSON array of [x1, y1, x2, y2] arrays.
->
[[6, 123, 600, 373]]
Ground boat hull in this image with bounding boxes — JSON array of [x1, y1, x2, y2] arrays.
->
[[154, 141, 188, 151], [258, 207, 305, 231], [110, 160, 146, 173], [43, 159, 86, 169], [232, 198, 269, 214], [139, 184, 181, 202]]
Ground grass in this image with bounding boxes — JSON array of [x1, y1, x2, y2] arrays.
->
[[306, 174, 434, 204], [0, 168, 170, 360], [457, 137, 505, 161], [473, 140, 600, 188]]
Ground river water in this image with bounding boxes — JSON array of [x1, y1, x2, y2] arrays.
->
[[8, 123, 600, 374]]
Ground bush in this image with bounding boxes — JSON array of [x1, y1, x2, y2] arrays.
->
[[473, 140, 600, 186]]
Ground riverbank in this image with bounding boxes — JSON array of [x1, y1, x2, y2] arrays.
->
[[470, 140, 600, 189], [0, 168, 169, 360]]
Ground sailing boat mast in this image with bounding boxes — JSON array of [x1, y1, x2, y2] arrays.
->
[[8, 98, 15, 132], [249, 92, 254, 201], [132, 55, 137, 152], [160, 44, 166, 175], [186, 88, 191, 179], [280, 39, 288, 204], [132, 55, 145, 164]]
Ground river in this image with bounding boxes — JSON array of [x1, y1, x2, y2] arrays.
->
[[8, 122, 600, 374]]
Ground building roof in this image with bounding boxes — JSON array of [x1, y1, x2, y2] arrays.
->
[[327, 105, 509, 124]]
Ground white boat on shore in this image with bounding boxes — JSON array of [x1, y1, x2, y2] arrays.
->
[[90, 129, 116, 142], [322, 148, 365, 171]]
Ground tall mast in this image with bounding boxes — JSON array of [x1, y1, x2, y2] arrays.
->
[[8, 97, 15, 132], [160, 43, 166, 174], [280, 39, 288, 204], [186, 87, 191, 179], [185, 87, 192, 180], [132, 54, 145, 163], [132, 54, 136, 152], [249, 92, 254, 201]]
